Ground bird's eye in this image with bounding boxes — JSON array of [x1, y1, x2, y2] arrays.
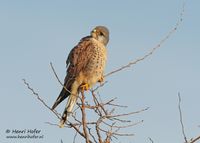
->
[[99, 32, 104, 36]]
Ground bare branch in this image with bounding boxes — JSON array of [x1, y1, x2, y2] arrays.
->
[[190, 135, 200, 143], [80, 91, 90, 143], [23, 79, 94, 143], [23, 78, 149, 142], [105, 1, 185, 77]]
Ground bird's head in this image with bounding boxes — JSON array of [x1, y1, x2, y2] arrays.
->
[[91, 26, 109, 46]]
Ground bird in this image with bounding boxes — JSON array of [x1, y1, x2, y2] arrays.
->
[[52, 26, 109, 128]]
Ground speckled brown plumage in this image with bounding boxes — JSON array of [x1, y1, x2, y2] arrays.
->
[[52, 26, 109, 127]]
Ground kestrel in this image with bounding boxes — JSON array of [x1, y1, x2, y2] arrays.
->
[[52, 26, 109, 127]]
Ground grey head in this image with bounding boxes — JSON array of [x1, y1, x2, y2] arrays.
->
[[90, 26, 109, 46]]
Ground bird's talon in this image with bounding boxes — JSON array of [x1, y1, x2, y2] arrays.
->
[[98, 76, 104, 84], [80, 83, 89, 91]]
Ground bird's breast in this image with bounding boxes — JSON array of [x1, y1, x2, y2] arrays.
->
[[83, 41, 107, 87]]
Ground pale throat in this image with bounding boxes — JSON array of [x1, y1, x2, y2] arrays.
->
[[97, 36, 106, 45]]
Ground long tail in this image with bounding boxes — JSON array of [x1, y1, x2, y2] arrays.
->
[[59, 81, 80, 128], [59, 93, 78, 128], [52, 87, 70, 110]]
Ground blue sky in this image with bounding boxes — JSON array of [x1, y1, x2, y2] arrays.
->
[[0, 0, 200, 143]]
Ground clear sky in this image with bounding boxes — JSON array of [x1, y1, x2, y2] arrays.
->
[[0, 0, 200, 143]]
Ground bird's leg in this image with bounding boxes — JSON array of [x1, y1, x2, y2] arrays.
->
[[80, 83, 89, 91]]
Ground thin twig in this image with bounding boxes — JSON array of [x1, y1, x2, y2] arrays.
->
[[107, 107, 149, 118], [96, 117, 103, 143], [22, 79, 61, 119], [111, 118, 131, 123], [103, 120, 143, 129], [148, 137, 154, 143], [107, 103, 128, 108], [112, 132, 134, 137], [87, 127, 98, 143], [98, 127, 134, 137], [50, 62, 71, 94], [73, 128, 78, 143], [92, 91, 108, 115], [84, 97, 118, 109], [178, 93, 188, 143], [92, 81, 108, 92]]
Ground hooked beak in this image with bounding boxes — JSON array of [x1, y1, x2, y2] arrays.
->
[[91, 29, 97, 38]]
